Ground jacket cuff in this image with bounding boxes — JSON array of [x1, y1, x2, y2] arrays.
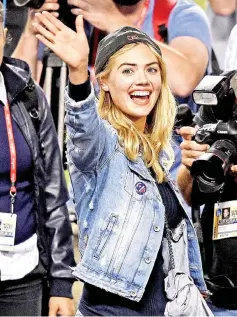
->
[[49, 278, 74, 298], [68, 76, 91, 102]]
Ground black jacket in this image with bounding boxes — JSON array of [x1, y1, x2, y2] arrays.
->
[[1, 56, 76, 298]]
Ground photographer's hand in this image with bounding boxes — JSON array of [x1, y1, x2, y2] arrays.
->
[[229, 165, 237, 182], [179, 126, 209, 169], [33, 12, 89, 84], [67, 0, 130, 33], [177, 126, 209, 205]]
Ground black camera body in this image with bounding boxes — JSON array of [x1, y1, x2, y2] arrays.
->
[[14, 0, 76, 30], [190, 70, 237, 194]]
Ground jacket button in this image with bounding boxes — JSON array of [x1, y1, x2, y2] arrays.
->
[[130, 291, 137, 297], [153, 225, 160, 232], [83, 235, 88, 245], [27, 82, 35, 91], [144, 257, 151, 264]]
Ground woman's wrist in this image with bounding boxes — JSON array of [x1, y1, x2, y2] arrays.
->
[[68, 63, 88, 85]]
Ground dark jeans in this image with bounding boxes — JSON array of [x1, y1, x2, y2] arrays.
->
[[0, 275, 43, 316]]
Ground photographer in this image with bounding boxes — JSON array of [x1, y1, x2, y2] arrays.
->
[[177, 125, 237, 315], [207, 0, 237, 70]]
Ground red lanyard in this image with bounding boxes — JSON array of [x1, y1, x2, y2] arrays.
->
[[3, 102, 17, 213]]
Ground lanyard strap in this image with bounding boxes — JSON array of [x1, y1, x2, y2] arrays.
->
[[3, 102, 17, 214]]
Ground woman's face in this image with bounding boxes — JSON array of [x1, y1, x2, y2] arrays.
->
[[102, 44, 162, 128]]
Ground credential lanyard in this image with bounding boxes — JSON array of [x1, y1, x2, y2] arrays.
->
[[3, 102, 17, 214]]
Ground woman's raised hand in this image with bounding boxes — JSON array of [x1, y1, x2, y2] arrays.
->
[[33, 12, 89, 73]]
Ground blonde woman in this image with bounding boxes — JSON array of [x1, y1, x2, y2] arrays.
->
[[33, 13, 209, 316]]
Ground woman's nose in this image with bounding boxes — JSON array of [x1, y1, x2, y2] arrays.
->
[[135, 70, 149, 85]]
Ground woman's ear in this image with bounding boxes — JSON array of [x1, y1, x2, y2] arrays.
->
[[100, 82, 109, 92]]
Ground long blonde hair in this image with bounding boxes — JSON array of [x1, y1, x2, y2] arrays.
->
[[96, 43, 176, 183]]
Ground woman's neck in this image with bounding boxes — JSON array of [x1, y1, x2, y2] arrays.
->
[[133, 116, 147, 132]]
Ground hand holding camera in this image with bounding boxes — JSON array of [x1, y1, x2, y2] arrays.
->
[[68, 0, 128, 33], [180, 70, 237, 196], [179, 126, 209, 169]]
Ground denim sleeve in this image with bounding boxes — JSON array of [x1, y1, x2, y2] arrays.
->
[[168, 1, 212, 57], [65, 85, 117, 172]]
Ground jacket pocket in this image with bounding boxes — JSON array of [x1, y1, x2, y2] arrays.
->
[[93, 213, 118, 260]]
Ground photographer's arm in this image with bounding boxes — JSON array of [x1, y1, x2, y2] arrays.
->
[[12, 10, 38, 80], [68, 0, 210, 97], [12, 0, 59, 82], [208, 0, 236, 15], [177, 165, 193, 206], [177, 126, 209, 205]]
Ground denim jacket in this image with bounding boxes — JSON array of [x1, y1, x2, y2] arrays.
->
[[65, 86, 208, 302]]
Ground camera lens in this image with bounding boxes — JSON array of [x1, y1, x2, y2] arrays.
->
[[190, 139, 236, 193]]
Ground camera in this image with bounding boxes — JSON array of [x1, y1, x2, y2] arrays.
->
[[13, 0, 77, 31], [190, 70, 237, 194]]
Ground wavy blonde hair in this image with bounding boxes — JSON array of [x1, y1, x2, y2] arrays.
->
[[96, 43, 177, 183], [0, 2, 3, 23]]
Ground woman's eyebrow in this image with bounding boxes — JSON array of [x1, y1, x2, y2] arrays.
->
[[118, 62, 159, 69]]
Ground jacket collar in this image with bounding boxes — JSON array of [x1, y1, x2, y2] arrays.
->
[[0, 56, 31, 105]]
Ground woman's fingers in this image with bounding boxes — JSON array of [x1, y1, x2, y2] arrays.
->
[[34, 11, 66, 33], [41, 11, 67, 30], [34, 12, 59, 36], [33, 21, 56, 42]]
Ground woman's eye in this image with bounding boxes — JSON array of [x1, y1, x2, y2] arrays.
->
[[147, 67, 158, 73], [122, 68, 133, 74]]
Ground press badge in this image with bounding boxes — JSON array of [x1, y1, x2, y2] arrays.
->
[[0, 213, 17, 251], [213, 200, 237, 240]]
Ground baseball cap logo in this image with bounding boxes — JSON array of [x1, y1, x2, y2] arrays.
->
[[127, 35, 140, 40]]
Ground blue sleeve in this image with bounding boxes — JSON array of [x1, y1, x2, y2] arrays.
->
[[168, 0, 212, 56]]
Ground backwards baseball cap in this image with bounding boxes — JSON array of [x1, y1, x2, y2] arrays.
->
[[95, 26, 162, 75]]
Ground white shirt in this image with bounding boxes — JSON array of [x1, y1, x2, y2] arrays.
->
[[224, 24, 237, 71]]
